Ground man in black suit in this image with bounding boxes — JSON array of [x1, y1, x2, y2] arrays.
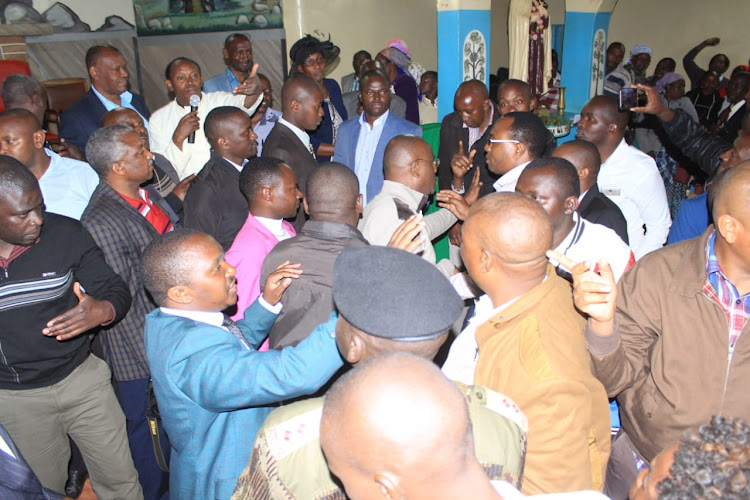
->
[[60, 45, 150, 155], [262, 74, 324, 232], [553, 139, 629, 244], [715, 71, 750, 144], [182, 106, 257, 250]]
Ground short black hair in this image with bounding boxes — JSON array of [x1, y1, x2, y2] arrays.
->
[[422, 70, 437, 82], [1, 74, 43, 109], [360, 69, 390, 88], [711, 53, 730, 68], [556, 139, 602, 178], [224, 33, 250, 48], [141, 229, 198, 305], [203, 106, 246, 147], [504, 111, 549, 160], [165, 57, 201, 80], [86, 125, 133, 178], [0, 108, 41, 130], [659, 57, 676, 71], [657, 415, 750, 499], [238, 156, 285, 202], [306, 162, 359, 216], [85, 44, 120, 70], [0, 154, 38, 198], [523, 157, 580, 199]]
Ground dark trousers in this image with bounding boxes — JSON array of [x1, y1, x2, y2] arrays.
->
[[117, 378, 170, 500], [604, 430, 650, 500]]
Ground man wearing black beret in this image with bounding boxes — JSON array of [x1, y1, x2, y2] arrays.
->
[[232, 246, 529, 499]]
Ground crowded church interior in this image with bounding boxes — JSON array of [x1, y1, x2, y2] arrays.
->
[[1, 0, 749, 498]]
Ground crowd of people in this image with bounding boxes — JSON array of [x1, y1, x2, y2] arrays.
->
[[0, 29, 749, 500]]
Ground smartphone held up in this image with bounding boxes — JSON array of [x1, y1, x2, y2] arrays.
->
[[618, 88, 648, 110]]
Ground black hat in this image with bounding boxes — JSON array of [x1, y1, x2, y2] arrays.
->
[[333, 246, 463, 341], [289, 34, 340, 68]]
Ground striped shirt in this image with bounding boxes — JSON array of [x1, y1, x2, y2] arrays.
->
[[120, 188, 173, 234], [703, 230, 750, 357]]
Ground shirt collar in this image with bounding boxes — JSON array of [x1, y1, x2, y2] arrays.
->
[[224, 157, 248, 172], [728, 99, 747, 120], [159, 307, 225, 328], [359, 109, 389, 129], [225, 67, 241, 89], [492, 161, 530, 192], [91, 86, 132, 109], [278, 116, 311, 146], [705, 230, 722, 277]]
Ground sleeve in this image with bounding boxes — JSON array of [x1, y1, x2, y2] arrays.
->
[[437, 118, 459, 191], [604, 69, 628, 96], [661, 108, 728, 176], [682, 46, 704, 90], [215, 91, 262, 115], [423, 208, 458, 242], [585, 264, 660, 397], [149, 107, 194, 181], [225, 242, 263, 322], [631, 158, 671, 258], [173, 312, 343, 412], [331, 122, 349, 165], [59, 107, 94, 152], [182, 180, 218, 236], [73, 225, 132, 324]]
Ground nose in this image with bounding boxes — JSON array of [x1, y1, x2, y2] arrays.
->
[[146, 149, 154, 161], [28, 208, 42, 226], [225, 262, 236, 277], [249, 128, 258, 140]]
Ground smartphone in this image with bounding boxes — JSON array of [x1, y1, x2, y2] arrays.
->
[[618, 88, 647, 110]]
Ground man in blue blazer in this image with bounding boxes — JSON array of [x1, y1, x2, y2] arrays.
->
[[141, 230, 343, 500], [333, 69, 422, 205], [60, 45, 150, 154]]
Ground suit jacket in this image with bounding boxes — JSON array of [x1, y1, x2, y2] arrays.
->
[[577, 183, 630, 245], [262, 121, 318, 232], [144, 304, 343, 500], [59, 89, 150, 153], [0, 423, 64, 500], [183, 151, 248, 250], [719, 102, 746, 144], [342, 91, 406, 121], [333, 112, 422, 203], [340, 72, 357, 93], [81, 181, 179, 381], [438, 106, 501, 197]]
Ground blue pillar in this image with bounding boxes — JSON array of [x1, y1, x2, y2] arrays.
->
[[437, 0, 491, 122], [558, 0, 618, 144]]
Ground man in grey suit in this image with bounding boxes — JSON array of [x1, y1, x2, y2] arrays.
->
[[342, 59, 407, 120], [341, 49, 371, 93]]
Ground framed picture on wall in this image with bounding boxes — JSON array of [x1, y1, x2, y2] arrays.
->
[[133, 0, 283, 36]]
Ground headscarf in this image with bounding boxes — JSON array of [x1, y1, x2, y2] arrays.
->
[[289, 35, 340, 71], [386, 39, 412, 59], [655, 72, 685, 93], [379, 39, 412, 70], [630, 44, 652, 57]]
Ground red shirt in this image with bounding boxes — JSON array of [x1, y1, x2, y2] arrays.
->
[[120, 188, 173, 235]]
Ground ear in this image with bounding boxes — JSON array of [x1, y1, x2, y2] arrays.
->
[[716, 214, 738, 244], [344, 330, 365, 364], [290, 98, 301, 113], [111, 160, 126, 177], [483, 98, 491, 111], [88, 65, 98, 81], [513, 141, 526, 160], [374, 471, 402, 499], [578, 166, 589, 180], [564, 195, 578, 215], [302, 196, 310, 215], [31, 130, 46, 149], [355, 194, 364, 215], [260, 186, 273, 202], [479, 248, 493, 274], [166, 285, 193, 305], [529, 95, 538, 111], [222, 47, 230, 60], [607, 122, 618, 135], [216, 135, 229, 151], [165, 79, 175, 93]]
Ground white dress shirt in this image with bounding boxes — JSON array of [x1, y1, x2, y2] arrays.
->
[[39, 148, 100, 220], [598, 139, 671, 260], [492, 161, 531, 193]]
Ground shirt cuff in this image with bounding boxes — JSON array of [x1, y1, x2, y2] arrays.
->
[[451, 182, 466, 194], [100, 301, 117, 326], [258, 295, 283, 314], [585, 318, 620, 356]]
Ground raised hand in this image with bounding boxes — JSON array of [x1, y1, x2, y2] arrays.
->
[[262, 261, 302, 305], [43, 282, 115, 341], [172, 110, 200, 148], [463, 164, 482, 206], [631, 84, 673, 122], [388, 214, 426, 253], [547, 250, 616, 336], [451, 140, 476, 190], [436, 189, 471, 221]]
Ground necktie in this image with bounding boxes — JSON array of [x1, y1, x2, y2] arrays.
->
[[222, 315, 252, 350], [307, 143, 316, 159], [718, 106, 731, 127]]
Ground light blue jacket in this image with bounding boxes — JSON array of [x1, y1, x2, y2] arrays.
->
[[333, 112, 422, 204], [144, 302, 342, 499]]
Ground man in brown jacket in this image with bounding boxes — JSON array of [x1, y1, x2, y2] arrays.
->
[[459, 192, 611, 495], [560, 160, 750, 499]]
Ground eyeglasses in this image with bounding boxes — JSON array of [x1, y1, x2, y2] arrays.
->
[[488, 139, 520, 145], [303, 56, 326, 68], [414, 158, 440, 169]]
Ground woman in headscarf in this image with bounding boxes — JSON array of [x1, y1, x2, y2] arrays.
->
[[376, 39, 420, 125], [289, 35, 347, 163]]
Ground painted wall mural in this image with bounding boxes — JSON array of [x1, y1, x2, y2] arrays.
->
[[590, 29, 605, 97], [463, 29, 486, 82], [133, 0, 283, 36], [1, 0, 133, 32]]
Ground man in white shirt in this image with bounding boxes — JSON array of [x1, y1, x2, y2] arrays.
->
[[149, 57, 263, 180], [484, 111, 549, 193], [576, 95, 670, 259], [0, 109, 98, 220], [515, 157, 634, 282]]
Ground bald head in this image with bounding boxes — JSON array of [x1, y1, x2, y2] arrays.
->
[[102, 107, 149, 147], [0, 109, 46, 169], [712, 160, 750, 224], [0, 108, 41, 132], [305, 162, 360, 221], [203, 106, 247, 147], [280, 73, 321, 113], [321, 352, 473, 497], [456, 79, 489, 101], [592, 95, 629, 131], [553, 139, 602, 192]]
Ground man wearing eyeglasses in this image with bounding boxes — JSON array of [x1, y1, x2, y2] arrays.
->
[[484, 111, 550, 193], [333, 69, 422, 206]]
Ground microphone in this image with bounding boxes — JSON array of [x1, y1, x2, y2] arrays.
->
[[187, 94, 201, 144]]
